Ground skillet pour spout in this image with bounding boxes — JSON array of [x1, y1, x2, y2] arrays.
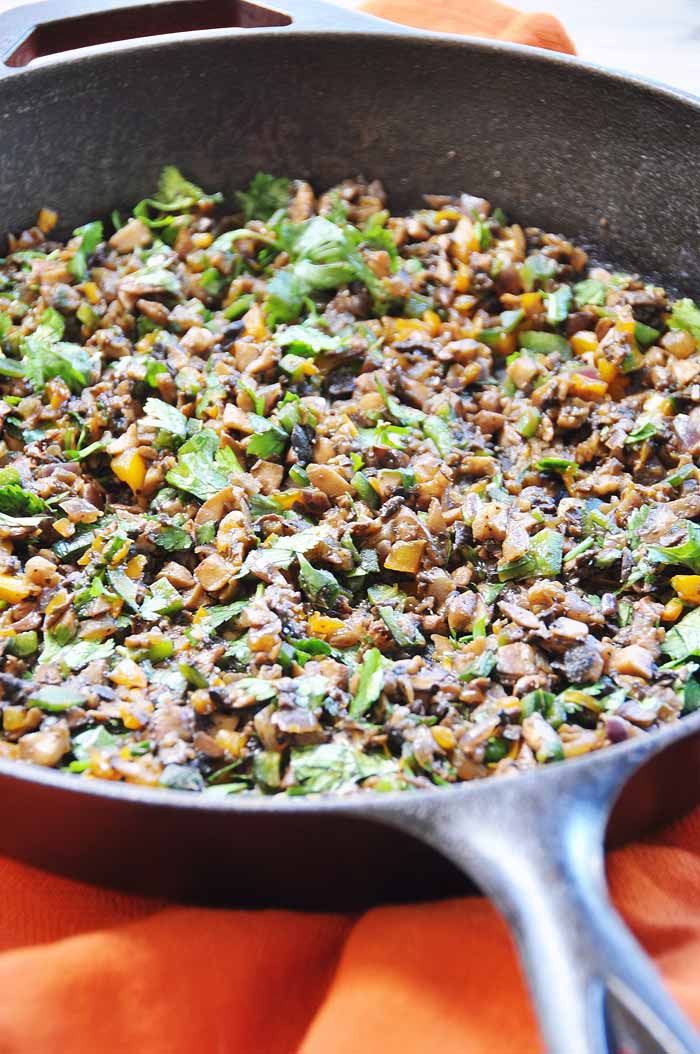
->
[[0, 0, 699, 1051]]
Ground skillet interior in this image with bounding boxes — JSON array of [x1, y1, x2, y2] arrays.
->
[[0, 29, 699, 905]]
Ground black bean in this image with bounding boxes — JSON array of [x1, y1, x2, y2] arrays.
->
[[290, 424, 314, 465]]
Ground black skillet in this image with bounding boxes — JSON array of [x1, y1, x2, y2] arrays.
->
[[0, 2, 699, 1050]]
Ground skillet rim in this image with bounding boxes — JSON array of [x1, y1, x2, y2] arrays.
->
[[0, 22, 699, 818], [0, 19, 698, 109], [0, 709, 697, 817]]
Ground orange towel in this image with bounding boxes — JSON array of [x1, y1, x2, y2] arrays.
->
[[3, 6, 696, 1054]]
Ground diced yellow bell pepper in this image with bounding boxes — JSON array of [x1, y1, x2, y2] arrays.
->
[[0, 574, 32, 604], [308, 613, 345, 638], [243, 303, 267, 342], [384, 540, 426, 574], [37, 208, 58, 234], [454, 263, 471, 294], [422, 310, 442, 337], [597, 359, 618, 384], [431, 725, 456, 751], [671, 575, 700, 606], [126, 555, 147, 579], [111, 450, 147, 493], [663, 596, 685, 622], [110, 658, 148, 689], [45, 588, 68, 614], [520, 291, 543, 316], [192, 232, 214, 250], [276, 489, 303, 510], [82, 281, 101, 305], [569, 373, 608, 401], [393, 318, 429, 340], [571, 330, 598, 356]]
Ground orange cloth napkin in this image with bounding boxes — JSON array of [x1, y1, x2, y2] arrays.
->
[[1, 5, 696, 1054]]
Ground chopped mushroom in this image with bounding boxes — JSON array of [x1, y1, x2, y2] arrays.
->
[[0, 165, 694, 796]]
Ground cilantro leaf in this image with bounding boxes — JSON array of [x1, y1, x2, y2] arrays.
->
[[236, 173, 290, 222], [21, 315, 93, 394], [662, 606, 700, 661], [669, 298, 700, 343], [156, 526, 192, 552], [649, 521, 700, 572], [143, 397, 188, 441], [166, 430, 235, 501], [158, 166, 206, 206], [0, 482, 48, 516], [297, 554, 341, 608], [289, 741, 398, 794], [574, 278, 607, 307], [349, 647, 392, 718]]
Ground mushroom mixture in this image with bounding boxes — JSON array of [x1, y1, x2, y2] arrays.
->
[[0, 167, 699, 796]]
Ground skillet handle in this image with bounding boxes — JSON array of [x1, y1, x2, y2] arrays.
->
[[0, 0, 399, 72], [375, 750, 700, 1054]]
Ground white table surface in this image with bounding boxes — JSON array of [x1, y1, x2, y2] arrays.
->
[[339, 0, 700, 97]]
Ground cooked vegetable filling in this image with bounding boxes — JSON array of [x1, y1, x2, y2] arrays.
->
[[0, 167, 698, 795]]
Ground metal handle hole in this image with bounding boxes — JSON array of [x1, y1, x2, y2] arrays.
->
[[5, 0, 290, 67]]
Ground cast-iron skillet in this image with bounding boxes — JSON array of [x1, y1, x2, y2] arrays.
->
[[0, 2, 699, 1050]]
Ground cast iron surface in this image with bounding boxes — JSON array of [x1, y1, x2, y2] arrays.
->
[[0, 3, 698, 1051]]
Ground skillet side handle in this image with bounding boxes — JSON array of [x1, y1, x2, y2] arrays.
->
[[0, 0, 403, 73], [375, 757, 700, 1054]]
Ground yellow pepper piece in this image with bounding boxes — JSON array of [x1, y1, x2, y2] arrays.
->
[[422, 310, 442, 337], [38, 208, 58, 234], [520, 292, 542, 316], [243, 303, 267, 342], [308, 613, 345, 638], [671, 576, 700, 606], [571, 330, 598, 356], [110, 658, 148, 689], [433, 208, 462, 223], [384, 540, 426, 574], [82, 281, 101, 305], [597, 359, 618, 384], [454, 263, 471, 294], [431, 726, 456, 751], [569, 373, 608, 401], [126, 555, 147, 579], [393, 318, 429, 340], [111, 450, 147, 493], [275, 489, 302, 510], [192, 232, 214, 250], [53, 517, 74, 539], [663, 596, 685, 622], [0, 574, 32, 604]]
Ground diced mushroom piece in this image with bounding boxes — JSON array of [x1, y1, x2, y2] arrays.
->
[[24, 555, 59, 587], [109, 218, 151, 253], [611, 645, 656, 680], [498, 600, 542, 631], [60, 497, 102, 524], [497, 642, 537, 679], [159, 562, 195, 590], [195, 554, 232, 593], [251, 460, 285, 495], [549, 617, 589, 644], [445, 591, 482, 635], [563, 641, 604, 684], [18, 722, 71, 767], [223, 404, 254, 433], [180, 326, 218, 355], [522, 712, 563, 763], [306, 463, 353, 497], [471, 502, 508, 541]]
